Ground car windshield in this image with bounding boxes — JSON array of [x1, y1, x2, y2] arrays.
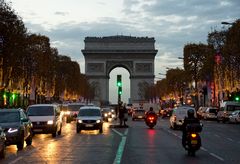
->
[[102, 108, 111, 112], [209, 108, 217, 113], [227, 105, 240, 111], [0, 112, 20, 123], [27, 106, 54, 116], [136, 110, 145, 113], [68, 104, 84, 111], [78, 109, 101, 116]]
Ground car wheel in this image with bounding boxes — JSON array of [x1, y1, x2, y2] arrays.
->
[[58, 126, 62, 135], [99, 127, 103, 133], [17, 134, 24, 150], [173, 123, 176, 130], [52, 127, 57, 137], [26, 132, 33, 146], [76, 127, 81, 133], [0, 143, 6, 159]]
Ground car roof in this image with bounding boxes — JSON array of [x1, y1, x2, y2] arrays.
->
[[80, 106, 100, 110], [28, 104, 58, 107], [0, 108, 22, 112]]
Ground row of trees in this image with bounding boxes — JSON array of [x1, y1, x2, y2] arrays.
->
[[152, 19, 240, 107], [0, 0, 93, 106]]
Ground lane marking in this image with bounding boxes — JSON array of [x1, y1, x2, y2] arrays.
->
[[113, 129, 128, 164], [164, 127, 225, 162], [227, 138, 233, 142], [200, 147, 208, 152], [214, 134, 220, 138], [112, 129, 123, 137], [210, 153, 224, 161], [9, 157, 23, 164]]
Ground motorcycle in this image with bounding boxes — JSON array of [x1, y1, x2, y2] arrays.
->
[[145, 113, 157, 129], [183, 123, 202, 156]]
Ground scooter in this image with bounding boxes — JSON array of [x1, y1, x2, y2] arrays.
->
[[145, 113, 157, 129], [183, 123, 202, 156], [185, 132, 201, 156]]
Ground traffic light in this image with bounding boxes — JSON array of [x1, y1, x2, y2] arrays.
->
[[118, 86, 122, 95], [235, 96, 240, 101], [117, 75, 122, 87]]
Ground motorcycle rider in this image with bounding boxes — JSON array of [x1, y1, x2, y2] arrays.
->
[[182, 108, 200, 148], [146, 107, 157, 119]]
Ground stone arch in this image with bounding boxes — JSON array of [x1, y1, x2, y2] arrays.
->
[[82, 36, 158, 104]]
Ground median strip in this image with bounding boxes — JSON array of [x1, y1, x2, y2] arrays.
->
[[113, 128, 128, 164]]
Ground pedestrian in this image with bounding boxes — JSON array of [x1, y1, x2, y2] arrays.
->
[[123, 103, 128, 127], [118, 101, 124, 126]]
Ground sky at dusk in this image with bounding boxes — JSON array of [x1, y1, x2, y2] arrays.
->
[[7, 0, 240, 103]]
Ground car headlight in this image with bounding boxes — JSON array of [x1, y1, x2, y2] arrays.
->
[[8, 128, 18, 133], [47, 120, 54, 125], [104, 113, 108, 117], [96, 120, 101, 123], [78, 120, 82, 123]]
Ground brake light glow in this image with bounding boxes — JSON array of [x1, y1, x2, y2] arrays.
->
[[191, 133, 197, 138]]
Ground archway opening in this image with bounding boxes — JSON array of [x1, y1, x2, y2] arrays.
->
[[109, 67, 130, 104]]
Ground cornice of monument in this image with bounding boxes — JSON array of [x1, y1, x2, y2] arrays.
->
[[84, 35, 155, 42]]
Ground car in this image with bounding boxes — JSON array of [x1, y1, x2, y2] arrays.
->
[[202, 107, 218, 120], [101, 107, 116, 122], [169, 106, 196, 130], [27, 104, 63, 137], [197, 107, 207, 119], [0, 126, 6, 159], [159, 108, 173, 118], [229, 110, 240, 123], [0, 108, 33, 150], [217, 101, 240, 123], [132, 108, 146, 121], [65, 103, 85, 123], [76, 106, 103, 133]]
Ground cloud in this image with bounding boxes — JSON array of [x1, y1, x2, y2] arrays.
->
[[21, 0, 240, 75], [54, 11, 69, 16]]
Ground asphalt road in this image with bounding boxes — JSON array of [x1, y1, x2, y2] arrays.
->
[[1, 117, 240, 164]]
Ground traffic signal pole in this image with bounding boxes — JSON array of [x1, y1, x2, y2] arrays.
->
[[117, 75, 122, 104]]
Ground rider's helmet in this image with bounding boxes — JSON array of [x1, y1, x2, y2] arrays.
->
[[187, 108, 195, 118], [149, 107, 153, 111]]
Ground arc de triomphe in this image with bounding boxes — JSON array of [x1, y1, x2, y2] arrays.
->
[[81, 36, 158, 104]]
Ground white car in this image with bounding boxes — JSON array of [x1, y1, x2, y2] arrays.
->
[[202, 107, 218, 120], [27, 104, 63, 137], [229, 110, 240, 123], [76, 106, 103, 133], [169, 106, 196, 130]]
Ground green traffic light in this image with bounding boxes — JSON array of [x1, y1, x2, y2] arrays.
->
[[235, 97, 240, 101], [117, 82, 122, 87]]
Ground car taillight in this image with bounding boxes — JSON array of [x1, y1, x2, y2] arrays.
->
[[191, 133, 197, 138]]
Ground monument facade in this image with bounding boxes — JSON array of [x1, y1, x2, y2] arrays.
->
[[81, 36, 158, 103]]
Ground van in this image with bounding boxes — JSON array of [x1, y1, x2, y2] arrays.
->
[[217, 101, 240, 123], [27, 104, 63, 137], [169, 105, 196, 130]]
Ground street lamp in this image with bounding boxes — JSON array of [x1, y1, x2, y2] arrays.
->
[[221, 21, 234, 25]]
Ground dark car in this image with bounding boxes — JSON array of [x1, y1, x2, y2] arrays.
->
[[101, 107, 116, 122], [76, 106, 103, 133], [65, 103, 85, 123], [0, 126, 6, 159], [0, 109, 33, 150]]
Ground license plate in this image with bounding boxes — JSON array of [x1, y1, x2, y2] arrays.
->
[[34, 129, 43, 132], [138, 116, 143, 118], [85, 124, 93, 127], [191, 140, 198, 144]]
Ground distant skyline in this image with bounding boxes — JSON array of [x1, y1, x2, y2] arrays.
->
[[8, 0, 240, 103]]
